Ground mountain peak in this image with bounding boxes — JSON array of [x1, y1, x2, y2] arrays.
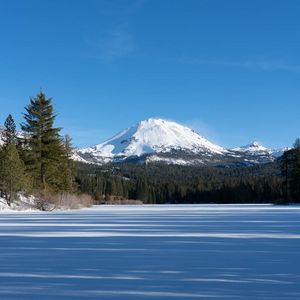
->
[[76, 118, 226, 163], [140, 117, 166, 123], [248, 141, 262, 147], [73, 119, 286, 166], [245, 141, 268, 150], [233, 141, 269, 152], [138, 118, 185, 128]]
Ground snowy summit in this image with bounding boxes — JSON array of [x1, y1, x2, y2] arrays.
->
[[233, 141, 271, 154], [74, 118, 287, 166], [76, 118, 227, 164], [232, 141, 286, 158]]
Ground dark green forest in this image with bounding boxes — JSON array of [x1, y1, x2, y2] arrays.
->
[[75, 149, 300, 204]]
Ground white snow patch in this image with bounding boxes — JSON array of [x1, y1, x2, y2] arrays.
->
[[0, 194, 37, 211]]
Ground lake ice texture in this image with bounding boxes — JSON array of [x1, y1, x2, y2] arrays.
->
[[0, 204, 300, 299]]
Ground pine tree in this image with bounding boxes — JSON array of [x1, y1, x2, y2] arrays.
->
[[2, 114, 17, 145], [58, 134, 76, 192], [290, 139, 300, 202], [136, 178, 148, 202], [21, 92, 64, 191], [0, 144, 30, 205], [281, 150, 293, 202], [294, 138, 300, 149], [280, 139, 300, 203]]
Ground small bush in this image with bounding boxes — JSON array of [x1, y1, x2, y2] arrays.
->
[[34, 191, 93, 210], [101, 199, 144, 205]]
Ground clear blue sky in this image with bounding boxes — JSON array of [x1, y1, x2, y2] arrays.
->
[[0, 0, 299, 149]]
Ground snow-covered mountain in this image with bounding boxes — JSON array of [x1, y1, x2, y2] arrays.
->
[[232, 141, 285, 156], [232, 141, 271, 154], [75, 118, 227, 164], [231, 141, 286, 162], [73, 118, 286, 167]]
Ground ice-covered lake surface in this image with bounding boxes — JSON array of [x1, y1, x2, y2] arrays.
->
[[0, 204, 300, 300]]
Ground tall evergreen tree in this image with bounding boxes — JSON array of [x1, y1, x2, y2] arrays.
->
[[290, 138, 300, 202], [280, 139, 300, 203], [294, 138, 300, 149], [2, 114, 17, 145], [0, 144, 30, 205], [136, 178, 148, 201], [57, 134, 76, 192], [21, 92, 64, 190], [281, 150, 292, 202]]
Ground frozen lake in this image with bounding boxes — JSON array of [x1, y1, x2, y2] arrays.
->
[[0, 204, 300, 299]]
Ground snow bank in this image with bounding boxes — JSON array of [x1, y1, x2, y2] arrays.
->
[[0, 195, 37, 211]]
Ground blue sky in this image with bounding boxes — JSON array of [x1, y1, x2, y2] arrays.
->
[[0, 0, 299, 148]]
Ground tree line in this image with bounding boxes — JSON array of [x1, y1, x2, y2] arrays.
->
[[0, 92, 78, 208], [281, 139, 300, 203], [75, 160, 287, 204]]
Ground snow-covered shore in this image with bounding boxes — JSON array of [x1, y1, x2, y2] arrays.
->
[[0, 195, 37, 211]]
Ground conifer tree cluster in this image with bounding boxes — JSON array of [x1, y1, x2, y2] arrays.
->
[[281, 139, 300, 202], [76, 162, 283, 204], [0, 92, 76, 206]]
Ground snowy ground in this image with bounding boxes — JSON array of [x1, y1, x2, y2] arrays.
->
[[0, 204, 300, 299]]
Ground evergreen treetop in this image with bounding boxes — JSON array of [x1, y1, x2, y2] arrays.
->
[[2, 114, 17, 145], [21, 92, 63, 190], [0, 143, 30, 205], [294, 138, 300, 149]]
